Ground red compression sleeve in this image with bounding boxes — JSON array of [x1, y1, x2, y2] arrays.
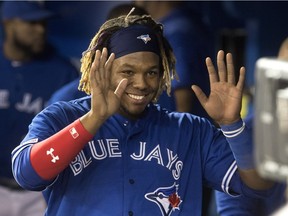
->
[[30, 119, 93, 180]]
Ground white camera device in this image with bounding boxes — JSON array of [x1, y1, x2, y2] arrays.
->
[[255, 58, 288, 182]]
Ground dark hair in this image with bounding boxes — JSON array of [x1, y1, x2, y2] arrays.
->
[[79, 13, 176, 102]]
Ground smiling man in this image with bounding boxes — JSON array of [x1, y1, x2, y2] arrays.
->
[[11, 13, 274, 215]]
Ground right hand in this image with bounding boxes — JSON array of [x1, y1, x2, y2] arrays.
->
[[80, 48, 128, 134]]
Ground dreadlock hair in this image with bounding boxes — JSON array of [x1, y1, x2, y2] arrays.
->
[[79, 14, 177, 102]]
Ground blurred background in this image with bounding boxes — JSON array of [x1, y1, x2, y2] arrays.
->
[[1, 0, 287, 90], [2, 1, 288, 216]]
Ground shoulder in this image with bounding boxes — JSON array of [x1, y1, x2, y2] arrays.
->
[[49, 96, 91, 114], [36, 97, 91, 125], [20, 97, 91, 144]]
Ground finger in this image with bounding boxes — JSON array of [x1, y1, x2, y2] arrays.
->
[[105, 52, 115, 68], [104, 52, 115, 81], [91, 50, 101, 87], [114, 79, 128, 99], [217, 50, 227, 82], [236, 67, 246, 91], [100, 47, 108, 67], [191, 85, 208, 108], [99, 48, 108, 82], [226, 53, 235, 84], [206, 57, 218, 85]]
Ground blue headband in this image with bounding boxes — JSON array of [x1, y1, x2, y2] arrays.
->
[[108, 25, 161, 59]]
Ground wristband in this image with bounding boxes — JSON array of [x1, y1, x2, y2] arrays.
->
[[221, 119, 254, 169], [221, 121, 245, 138], [30, 119, 93, 180]]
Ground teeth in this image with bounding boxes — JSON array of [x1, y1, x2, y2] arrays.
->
[[128, 94, 145, 100]]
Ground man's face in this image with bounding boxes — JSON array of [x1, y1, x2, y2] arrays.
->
[[111, 51, 161, 119], [7, 19, 47, 55]]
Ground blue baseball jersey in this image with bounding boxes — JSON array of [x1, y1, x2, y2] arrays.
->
[[0, 46, 79, 179], [12, 98, 268, 215]]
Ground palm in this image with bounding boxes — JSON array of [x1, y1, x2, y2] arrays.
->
[[192, 50, 245, 125], [89, 48, 127, 121]]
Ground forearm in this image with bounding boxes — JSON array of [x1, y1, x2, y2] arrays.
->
[[238, 169, 274, 190], [221, 119, 274, 190], [30, 119, 93, 180], [79, 111, 107, 135]]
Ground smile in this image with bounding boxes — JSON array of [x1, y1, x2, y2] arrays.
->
[[127, 94, 145, 100]]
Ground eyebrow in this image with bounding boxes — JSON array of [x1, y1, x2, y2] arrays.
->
[[119, 63, 159, 69]]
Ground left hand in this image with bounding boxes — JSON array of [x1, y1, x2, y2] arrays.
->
[[191, 50, 245, 125]]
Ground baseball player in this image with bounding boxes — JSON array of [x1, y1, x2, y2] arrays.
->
[[0, 1, 79, 215], [12, 14, 274, 215]]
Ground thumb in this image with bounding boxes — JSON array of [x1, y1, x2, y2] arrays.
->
[[114, 79, 128, 99], [191, 85, 208, 107]]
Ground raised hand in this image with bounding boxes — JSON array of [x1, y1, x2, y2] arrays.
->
[[80, 48, 128, 134], [191, 50, 245, 125], [89, 48, 128, 120]]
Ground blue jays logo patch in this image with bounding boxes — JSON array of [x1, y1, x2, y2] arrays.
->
[[137, 34, 151, 44], [145, 182, 182, 216]]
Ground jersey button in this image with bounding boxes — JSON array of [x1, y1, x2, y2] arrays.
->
[[128, 210, 133, 216], [129, 179, 135, 184]]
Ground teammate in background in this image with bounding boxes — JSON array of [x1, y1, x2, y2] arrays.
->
[[0, 1, 79, 215], [48, 3, 148, 105], [214, 37, 288, 216], [11, 13, 275, 215]]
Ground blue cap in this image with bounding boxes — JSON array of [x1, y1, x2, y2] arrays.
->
[[1, 1, 54, 21]]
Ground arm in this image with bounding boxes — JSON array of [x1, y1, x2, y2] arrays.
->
[[215, 190, 261, 216], [14, 48, 128, 185], [192, 50, 273, 190]]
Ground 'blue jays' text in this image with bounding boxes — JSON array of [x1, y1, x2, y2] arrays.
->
[[69, 139, 183, 180]]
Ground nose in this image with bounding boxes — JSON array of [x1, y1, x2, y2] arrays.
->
[[132, 74, 148, 90]]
